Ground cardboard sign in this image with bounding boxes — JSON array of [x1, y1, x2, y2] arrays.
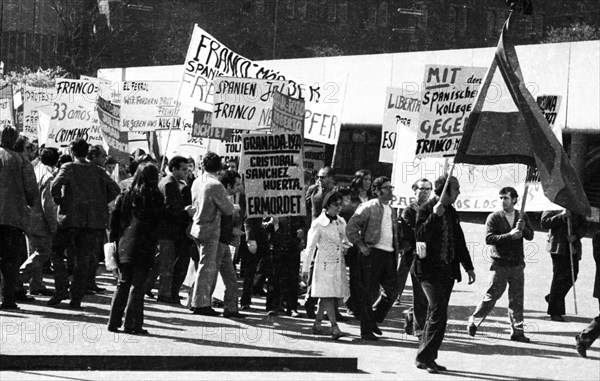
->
[[23, 86, 57, 141], [191, 109, 232, 141], [271, 90, 305, 134], [180, 25, 345, 145], [97, 79, 129, 165], [303, 140, 327, 172], [0, 84, 15, 130], [121, 80, 181, 132], [416, 65, 486, 158], [379, 87, 421, 163], [212, 77, 286, 131], [242, 133, 305, 218], [43, 79, 103, 149]]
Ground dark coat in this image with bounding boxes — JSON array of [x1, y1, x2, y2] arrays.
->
[[486, 210, 534, 267], [51, 160, 120, 230], [156, 174, 189, 240], [109, 189, 164, 268], [413, 198, 474, 282], [540, 210, 586, 258]]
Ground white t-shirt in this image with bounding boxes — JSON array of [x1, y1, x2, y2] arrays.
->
[[373, 204, 394, 252]]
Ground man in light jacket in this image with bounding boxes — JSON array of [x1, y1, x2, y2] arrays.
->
[[346, 176, 399, 341], [189, 152, 234, 316]]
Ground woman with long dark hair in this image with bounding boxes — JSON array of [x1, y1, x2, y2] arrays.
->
[[108, 163, 164, 335]]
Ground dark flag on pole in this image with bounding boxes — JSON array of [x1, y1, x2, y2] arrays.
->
[[454, 12, 591, 217]]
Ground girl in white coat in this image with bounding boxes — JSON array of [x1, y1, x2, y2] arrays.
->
[[306, 191, 351, 340]]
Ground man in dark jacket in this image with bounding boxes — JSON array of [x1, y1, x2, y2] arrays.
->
[[148, 156, 193, 304], [398, 178, 432, 337], [541, 209, 586, 322], [48, 138, 120, 308], [467, 186, 533, 342], [413, 175, 475, 373], [575, 229, 600, 358], [0, 127, 38, 310]]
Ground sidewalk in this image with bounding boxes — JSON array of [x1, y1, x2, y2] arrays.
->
[[1, 221, 599, 380]]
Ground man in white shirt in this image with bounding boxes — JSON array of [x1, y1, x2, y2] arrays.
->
[[346, 176, 399, 341]]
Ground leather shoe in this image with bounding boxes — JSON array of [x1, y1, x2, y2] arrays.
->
[[47, 292, 69, 306], [575, 334, 587, 358], [240, 304, 251, 311], [15, 290, 35, 303], [361, 332, 379, 341], [467, 322, 477, 337], [124, 328, 149, 335], [192, 307, 220, 316], [107, 326, 120, 333], [89, 286, 105, 293], [416, 361, 439, 374], [550, 314, 566, 322], [30, 289, 54, 296], [69, 300, 82, 309], [223, 311, 246, 319], [510, 333, 531, 343], [372, 325, 383, 336], [157, 295, 180, 304], [145, 291, 155, 299], [0, 303, 20, 310], [432, 360, 447, 371]]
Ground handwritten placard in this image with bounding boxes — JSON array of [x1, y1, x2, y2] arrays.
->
[[379, 87, 421, 163], [242, 133, 305, 218], [417, 65, 486, 158]]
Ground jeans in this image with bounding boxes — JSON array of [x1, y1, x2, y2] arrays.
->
[[21, 234, 52, 292], [547, 254, 579, 316], [359, 248, 398, 335], [51, 228, 98, 302], [0, 226, 27, 306], [108, 264, 150, 330], [470, 264, 525, 335], [417, 273, 455, 363], [190, 239, 220, 308]]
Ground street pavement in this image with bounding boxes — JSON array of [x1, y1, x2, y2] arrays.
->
[[1, 221, 599, 380]]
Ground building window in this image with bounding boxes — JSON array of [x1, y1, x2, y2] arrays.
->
[[378, 2, 388, 27], [328, 2, 337, 22], [338, 0, 348, 23], [296, 0, 307, 20], [284, 0, 294, 19]]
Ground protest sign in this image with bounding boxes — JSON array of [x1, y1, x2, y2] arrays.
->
[[392, 115, 564, 212], [416, 65, 486, 158], [379, 87, 421, 163], [23, 86, 56, 141], [121, 80, 181, 132], [44, 79, 103, 149], [181, 25, 345, 145], [191, 108, 232, 140], [212, 77, 286, 131], [155, 127, 209, 170], [536, 95, 562, 130], [271, 90, 305, 134], [97, 79, 129, 164], [0, 84, 15, 130], [303, 140, 326, 173], [242, 133, 305, 218]]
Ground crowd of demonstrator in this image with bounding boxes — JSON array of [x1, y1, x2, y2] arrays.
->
[[1, 126, 599, 372]]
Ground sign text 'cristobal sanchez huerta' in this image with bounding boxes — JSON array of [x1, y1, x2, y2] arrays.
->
[[242, 133, 305, 218]]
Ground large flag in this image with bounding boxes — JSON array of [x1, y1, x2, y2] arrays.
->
[[454, 12, 590, 217]]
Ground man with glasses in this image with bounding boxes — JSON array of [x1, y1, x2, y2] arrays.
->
[[397, 178, 432, 337], [346, 176, 399, 341]]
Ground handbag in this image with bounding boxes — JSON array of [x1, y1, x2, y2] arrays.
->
[[103, 242, 118, 271]]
